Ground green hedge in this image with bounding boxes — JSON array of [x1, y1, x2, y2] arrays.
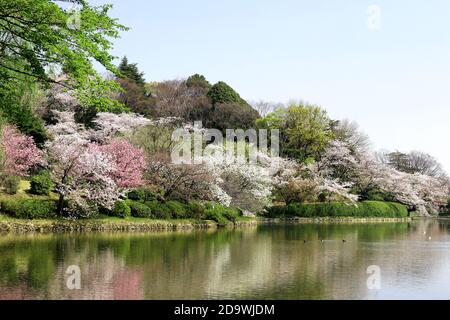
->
[[266, 201, 408, 218], [122, 200, 242, 224], [1, 199, 57, 219], [203, 202, 241, 225]]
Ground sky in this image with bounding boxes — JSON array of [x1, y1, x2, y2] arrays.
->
[[90, 0, 450, 171]]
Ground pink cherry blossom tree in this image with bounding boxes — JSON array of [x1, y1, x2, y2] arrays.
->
[[0, 125, 42, 177], [96, 139, 146, 188], [44, 113, 148, 217], [45, 135, 121, 217]]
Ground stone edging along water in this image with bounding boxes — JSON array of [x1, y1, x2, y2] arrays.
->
[[0, 216, 412, 234], [0, 217, 258, 234]]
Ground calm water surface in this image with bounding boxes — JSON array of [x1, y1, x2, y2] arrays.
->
[[0, 219, 450, 300]]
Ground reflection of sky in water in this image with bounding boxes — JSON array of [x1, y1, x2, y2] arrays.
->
[[0, 220, 450, 300], [365, 237, 450, 300]]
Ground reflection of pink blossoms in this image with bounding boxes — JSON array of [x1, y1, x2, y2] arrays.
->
[[1, 125, 41, 176], [97, 139, 146, 188]]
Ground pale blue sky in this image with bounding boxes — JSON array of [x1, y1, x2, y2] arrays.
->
[[91, 0, 450, 171]]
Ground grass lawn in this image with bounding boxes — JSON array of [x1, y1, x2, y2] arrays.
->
[[0, 179, 59, 202]]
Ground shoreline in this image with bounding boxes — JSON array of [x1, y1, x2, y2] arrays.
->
[[260, 217, 413, 224], [0, 215, 258, 234], [0, 215, 419, 234]]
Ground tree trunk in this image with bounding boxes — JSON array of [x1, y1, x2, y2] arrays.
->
[[57, 193, 65, 216]]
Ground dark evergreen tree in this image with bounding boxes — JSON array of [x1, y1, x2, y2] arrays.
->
[[118, 56, 146, 85], [207, 81, 248, 106]]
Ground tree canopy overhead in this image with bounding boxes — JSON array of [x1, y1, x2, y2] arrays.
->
[[0, 0, 127, 109]]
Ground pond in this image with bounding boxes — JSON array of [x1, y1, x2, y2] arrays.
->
[[0, 219, 449, 300]]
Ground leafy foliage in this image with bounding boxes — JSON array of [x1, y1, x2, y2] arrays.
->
[[266, 201, 408, 218], [1, 199, 57, 219], [186, 74, 211, 91], [203, 202, 241, 224], [207, 81, 247, 106], [0, 81, 48, 145], [257, 103, 334, 162], [127, 188, 156, 202], [112, 201, 131, 218], [30, 171, 54, 196], [210, 102, 260, 131], [0, 0, 127, 88], [118, 56, 146, 85], [126, 200, 153, 218]]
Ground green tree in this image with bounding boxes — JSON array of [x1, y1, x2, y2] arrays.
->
[[210, 102, 260, 131], [207, 81, 247, 106], [186, 74, 211, 91], [206, 81, 260, 130], [0, 78, 48, 144], [118, 56, 146, 85], [285, 103, 333, 162], [257, 103, 334, 163], [0, 0, 127, 111], [115, 57, 153, 116]]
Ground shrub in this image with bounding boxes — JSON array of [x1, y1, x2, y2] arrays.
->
[[204, 210, 229, 225], [126, 200, 153, 218], [165, 201, 188, 219], [186, 201, 206, 219], [222, 209, 240, 222], [266, 201, 408, 218], [203, 202, 241, 225], [1, 199, 57, 219], [30, 171, 54, 196], [2, 175, 21, 195], [112, 201, 131, 218], [363, 189, 395, 202], [127, 188, 145, 201], [127, 188, 156, 202], [145, 201, 172, 219]]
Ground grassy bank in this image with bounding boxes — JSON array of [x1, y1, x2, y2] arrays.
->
[[0, 181, 253, 228], [0, 183, 409, 233], [0, 214, 256, 233], [265, 201, 409, 218]]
